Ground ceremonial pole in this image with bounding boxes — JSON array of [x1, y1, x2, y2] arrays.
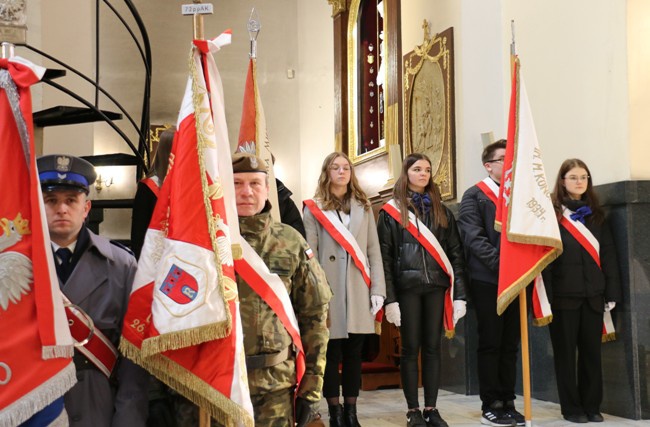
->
[[182, 4, 214, 425], [510, 20, 533, 427]]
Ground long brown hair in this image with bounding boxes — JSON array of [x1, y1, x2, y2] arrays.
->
[[551, 158, 604, 224], [148, 127, 175, 181], [314, 152, 370, 212], [393, 153, 448, 228]]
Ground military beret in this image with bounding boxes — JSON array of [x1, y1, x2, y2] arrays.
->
[[232, 152, 268, 174], [37, 154, 97, 194]]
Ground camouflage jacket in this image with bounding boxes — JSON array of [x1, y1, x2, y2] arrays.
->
[[237, 210, 332, 402]]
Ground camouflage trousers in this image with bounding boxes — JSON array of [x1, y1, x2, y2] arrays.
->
[[251, 387, 294, 426]]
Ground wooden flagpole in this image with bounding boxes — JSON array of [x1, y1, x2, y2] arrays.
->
[[510, 20, 533, 427], [183, 4, 212, 426]]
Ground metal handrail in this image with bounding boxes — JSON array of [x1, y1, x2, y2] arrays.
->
[[24, 44, 145, 149], [43, 78, 146, 169], [24, 0, 152, 176]]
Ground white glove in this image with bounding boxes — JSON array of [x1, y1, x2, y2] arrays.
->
[[604, 301, 616, 312], [370, 295, 385, 316], [453, 300, 467, 323], [385, 302, 401, 327]]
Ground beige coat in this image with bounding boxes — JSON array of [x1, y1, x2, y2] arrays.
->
[[304, 198, 386, 339]]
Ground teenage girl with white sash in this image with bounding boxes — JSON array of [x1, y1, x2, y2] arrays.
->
[[377, 153, 467, 427], [303, 152, 386, 427], [544, 159, 621, 424]]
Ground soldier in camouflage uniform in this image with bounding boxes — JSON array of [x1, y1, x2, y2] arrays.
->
[[233, 153, 332, 426]]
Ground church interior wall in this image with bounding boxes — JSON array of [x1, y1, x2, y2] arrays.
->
[[401, 0, 631, 198]]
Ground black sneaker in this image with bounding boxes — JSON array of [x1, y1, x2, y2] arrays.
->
[[503, 401, 525, 426], [423, 408, 449, 427], [481, 401, 516, 427], [406, 409, 427, 427]]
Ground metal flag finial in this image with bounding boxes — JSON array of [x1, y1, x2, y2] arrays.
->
[[1, 42, 15, 59], [248, 8, 261, 58]]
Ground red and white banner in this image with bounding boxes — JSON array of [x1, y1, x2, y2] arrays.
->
[[495, 57, 562, 316], [476, 178, 553, 325], [120, 32, 254, 426], [381, 200, 456, 338], [303, 199, 383, 325], [560, 209, 616, 342], [236, 57, 280, 221], [0, 57, 76, 425]]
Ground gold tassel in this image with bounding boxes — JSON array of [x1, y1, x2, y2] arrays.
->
[[374, 320, 382, 335]]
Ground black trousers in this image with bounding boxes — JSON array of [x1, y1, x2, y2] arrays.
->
[[549, 303, 603, 416], [398, 287, 445, 409], [322, 334, 366, 398], [470, 280, 521, 409]]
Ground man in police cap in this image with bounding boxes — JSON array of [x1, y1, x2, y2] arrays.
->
[[38, 154, 149, 427], [232, 152, 331, 426]]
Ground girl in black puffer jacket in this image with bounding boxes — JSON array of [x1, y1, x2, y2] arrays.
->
[[377, 153, 467, 427]]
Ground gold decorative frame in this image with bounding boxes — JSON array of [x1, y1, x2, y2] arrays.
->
[[347, 0, 389, 164], [327, 0, 346, 17], [403, 23, 456, 200]]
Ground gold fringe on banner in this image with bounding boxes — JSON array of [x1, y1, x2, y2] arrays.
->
[[532, 314, 553, 327], [602, 332, 616, 343], [140, 321, 231, 358], [120, 340, 254, 427]]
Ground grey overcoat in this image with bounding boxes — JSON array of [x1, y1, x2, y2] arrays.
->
[[304, 198, 386, 339], [60, 229, 149, 427]]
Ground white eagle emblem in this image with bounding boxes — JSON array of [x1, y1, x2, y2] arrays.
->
[[0, 251, 33, 310], [237, 142, 256, 154], [56, 155, 71, 172]]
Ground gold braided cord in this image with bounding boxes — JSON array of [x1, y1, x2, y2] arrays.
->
[[121, 340, 254, 427], [189, 47, 233, 330]]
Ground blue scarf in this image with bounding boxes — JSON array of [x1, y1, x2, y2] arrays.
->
[[570, 205, 592, 224], [411, 192, 431, 215]]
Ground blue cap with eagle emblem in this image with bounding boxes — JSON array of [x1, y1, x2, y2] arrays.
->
[[37, 154, 97, 194]]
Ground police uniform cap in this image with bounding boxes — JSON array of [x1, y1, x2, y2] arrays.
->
[[37, 154, 97, 194], [232, 152, 268, 174]]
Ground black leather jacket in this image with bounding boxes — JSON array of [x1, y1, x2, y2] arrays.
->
[[377, 203, 467, 305]]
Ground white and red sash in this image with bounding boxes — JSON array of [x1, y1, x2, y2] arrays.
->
[[140, 176, 160, 198], [381, 199, 456, 338], [234, 240, 306, 387], [560, 208, 615, 341], [476, 178, 553, 325], [303, 199, 382, 324], [63, 297, 118, 378], [476, 177, 499, 206]]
